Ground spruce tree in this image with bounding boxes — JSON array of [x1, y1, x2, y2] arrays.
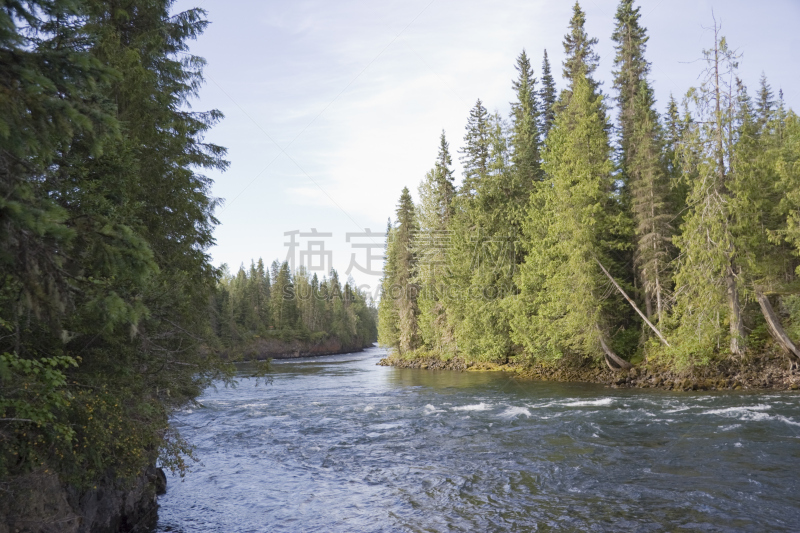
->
[[378, 221, 401, 349], [395, 188, 420, 352], [513, 73, 629, 368], [416, 165, 453, 353], [510, 49, 542, 185], [612, 0, 673, 326], [562, 2, 601, 96], [539, 49, 557, 139], [459, 99, 490, 197], [414, 132, 458, 354], [452, 113, 518, 361], [672, 26, 746, 360], [779, 111, 800, 276], [271, 262, 298, 330], [0, 0, 232, 484], [435, 130, 456, 225], [756, 73, 775, 130], [612, 0, 650, 176], [629, 83, 673, 325]]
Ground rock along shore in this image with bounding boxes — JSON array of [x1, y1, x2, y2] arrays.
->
[[378, 352, 800, 392], [0, 465, 166, 533]]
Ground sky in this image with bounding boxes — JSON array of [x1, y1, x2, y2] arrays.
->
[[173, 0, 800, 296]]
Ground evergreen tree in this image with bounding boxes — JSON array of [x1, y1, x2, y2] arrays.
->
[[435, 130, 456, 224], [395, 188, 420, 352], [672, 26, 746, 360], [256, 258, 271, 326], [756, 73, 775, 130], [513, 73, 630, 368], [0, 0, 230, 484], [612, 0, 650, 176], [779, 111, 800, 275], [450, 113, 518, 361], [562, 2, 601, 95], [378, 221, 401, 348], [510, 49, 542, 185], [629, 83, 673, 325], [727, 79, 800, 361], [271, 262, 298, 330], [612, 0, 673, 326], [663, 94, 690, 216], [459, 99, 490, 197], [539, 49, 557, 138], [415, 160, 453, 353]]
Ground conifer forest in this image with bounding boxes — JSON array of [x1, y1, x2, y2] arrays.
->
[[379, 1, 800, 375], [0, 0, 376, 510], [2, 0, 800, 529]]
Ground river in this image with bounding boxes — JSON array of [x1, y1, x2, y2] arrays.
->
[[155, 346, 800, 532]]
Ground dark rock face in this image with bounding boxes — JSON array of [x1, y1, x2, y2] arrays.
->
[[146, 466, 167, 496], [0, 466, 163, 533]]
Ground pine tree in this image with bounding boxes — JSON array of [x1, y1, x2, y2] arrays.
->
[[539, 49, 557, 138]]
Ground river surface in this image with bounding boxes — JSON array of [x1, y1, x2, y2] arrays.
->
[[155, 346, 800, 532]]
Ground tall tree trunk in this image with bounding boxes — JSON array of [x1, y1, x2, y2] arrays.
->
[[654, 270, 664, 326], [726, 266, 744, 356]]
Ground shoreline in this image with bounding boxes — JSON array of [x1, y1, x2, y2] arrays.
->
[[223, 339, 377, 361], [378, 352, 800, 392]]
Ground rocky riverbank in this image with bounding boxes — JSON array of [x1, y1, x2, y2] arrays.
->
[[378, 352, 800, 391], [0, 465, 166, 533]]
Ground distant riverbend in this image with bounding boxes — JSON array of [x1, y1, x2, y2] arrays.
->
[[156, 346, 800, 532]]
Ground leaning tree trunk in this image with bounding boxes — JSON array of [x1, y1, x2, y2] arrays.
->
[[755, 290, 800, 369], [598, 329, 633, 371]]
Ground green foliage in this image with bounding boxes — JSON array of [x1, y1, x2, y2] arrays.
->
[[512, 74, 629, 362], [562, 1, 601, 96], [214, 262, 377, 353], [539, 49, 557, 139], [612, 0, 673, 328], [375, 0, 800, 374], [378, 188, 420, 353], [0, 0, 238, 489], [510, 49, 542, 185]]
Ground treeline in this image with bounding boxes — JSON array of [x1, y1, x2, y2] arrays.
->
[[379, 0, 800, 372], [1, 0, 228, 487], [212, 260, 377, 352]]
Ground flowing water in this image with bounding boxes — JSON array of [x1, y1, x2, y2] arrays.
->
[[155, 346, 800, 532]]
